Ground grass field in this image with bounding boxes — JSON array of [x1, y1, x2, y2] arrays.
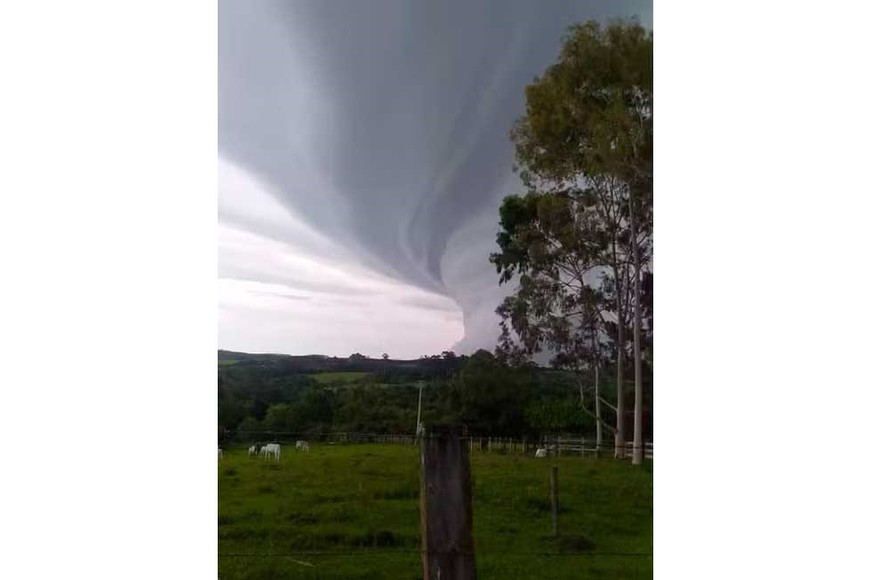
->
[[218, 444, 652, 579], [310, 372, 372, 385]]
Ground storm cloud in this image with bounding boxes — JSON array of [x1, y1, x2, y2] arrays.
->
[[218, 0, 652, 358]]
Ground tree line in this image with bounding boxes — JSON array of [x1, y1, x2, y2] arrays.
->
[[218, 349, 651, 444]]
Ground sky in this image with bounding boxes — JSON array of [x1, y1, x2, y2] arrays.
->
[[218, 0, 652, 359]]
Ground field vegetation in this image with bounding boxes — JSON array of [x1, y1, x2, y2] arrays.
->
[[311, 372, 372, 385], [218, 444, 652, 579]]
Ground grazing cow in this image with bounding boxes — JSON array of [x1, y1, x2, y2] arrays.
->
[[295, 440, 310, 453], [260, 443, 281, 461], [248, 444, 259, 456], [534, 448, 547, 458], [218, 448, 223, 460]]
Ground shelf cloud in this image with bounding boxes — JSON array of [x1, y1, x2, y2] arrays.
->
[[218, 0, 651, 358]]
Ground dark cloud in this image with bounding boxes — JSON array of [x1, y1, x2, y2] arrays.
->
[[219, 0, 652, 352]]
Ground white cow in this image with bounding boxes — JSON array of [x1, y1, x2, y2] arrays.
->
[[248, 444, 259, 456], [260, 443, 281, 461], [534, 448, 548, 458], [295, 440, 310, 453], [218, 448, 223, 460]]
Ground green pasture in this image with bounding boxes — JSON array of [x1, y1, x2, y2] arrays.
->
[[218, 444, 652, 579], [310, 372, 372, 385]]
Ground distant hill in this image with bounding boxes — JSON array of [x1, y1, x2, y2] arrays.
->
[[217, 350, 463, 376], [219, 349, 295, 361]]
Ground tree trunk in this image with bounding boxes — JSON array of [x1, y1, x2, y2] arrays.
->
[[602, 180, 627, 460], [594, 363, 602, 453], [614, 280, 626, 460], [629, 191, 644, 466], [594, 332, 603, 454]]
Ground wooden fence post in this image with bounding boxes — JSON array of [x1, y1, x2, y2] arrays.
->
[[550, 465, 559, 537], [420, 426, 477, 580]]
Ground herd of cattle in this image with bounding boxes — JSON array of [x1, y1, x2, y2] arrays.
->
[[219, 441, 554, 460], [218, 440, 310, 461]]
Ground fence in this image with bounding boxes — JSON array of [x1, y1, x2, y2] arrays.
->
[[227, 430, 653, 460], [467, 436, 653, 460]]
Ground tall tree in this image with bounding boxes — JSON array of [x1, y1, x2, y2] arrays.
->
[[491, 20, 652, 461]]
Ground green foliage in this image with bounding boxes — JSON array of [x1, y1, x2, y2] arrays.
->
[[449, 350, 533, 436], [219, 351, 626, 439], [525, 398, 595, 433], [512, 20, 652, 187], [333, 384, 419, 433], [236, 416, 262, 434], [261, 387, 336, 434], [490, 20, 653, 437], [311, 371, 371, 385], [218, 397, 249, 431], [261, 403, 293, 432]]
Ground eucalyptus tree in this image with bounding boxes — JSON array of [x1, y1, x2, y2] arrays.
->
[[491, 20, 652, 462]]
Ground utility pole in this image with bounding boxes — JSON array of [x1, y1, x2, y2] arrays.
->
[[416, 380, 425, 440]]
